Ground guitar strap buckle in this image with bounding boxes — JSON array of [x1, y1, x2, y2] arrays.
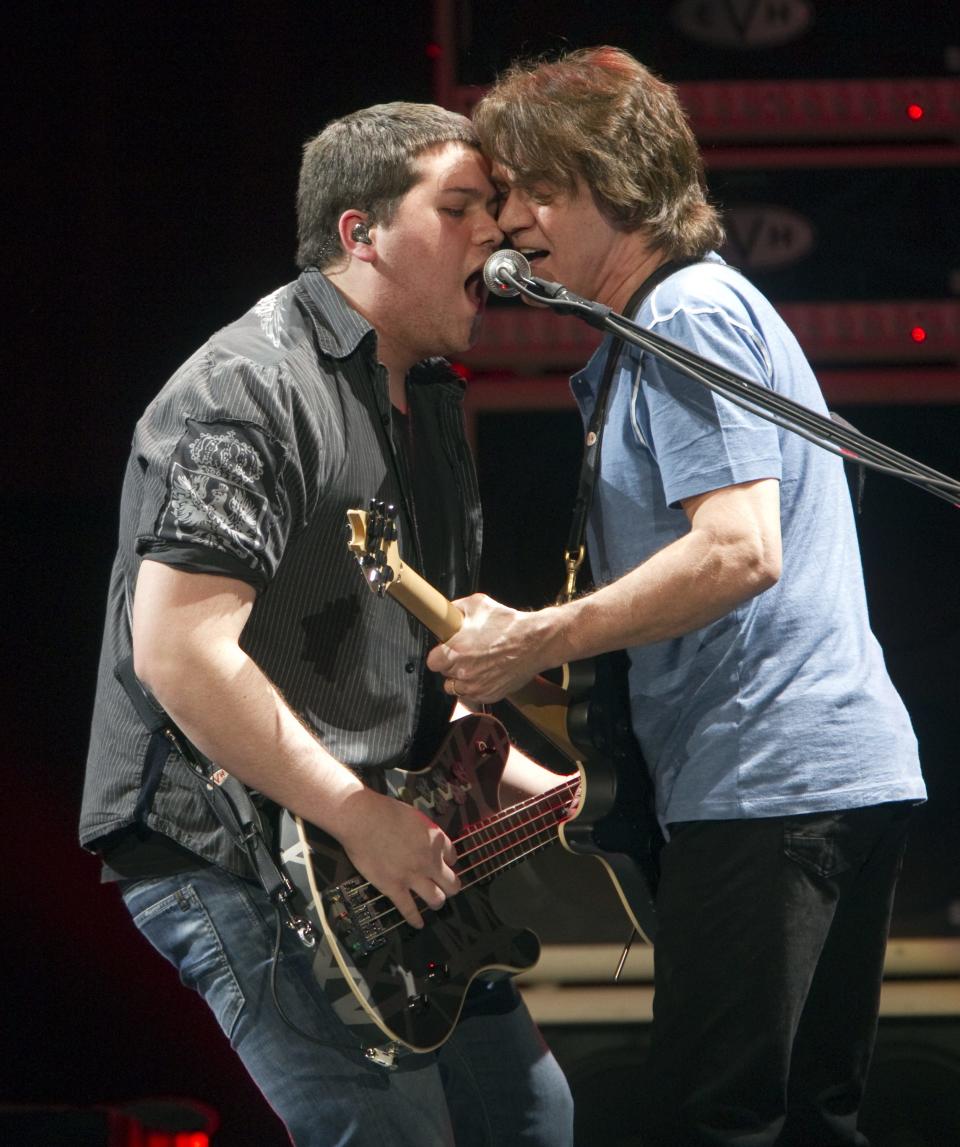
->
[[559, 545, 586, 604]]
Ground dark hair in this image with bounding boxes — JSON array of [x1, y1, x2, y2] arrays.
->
[[473, 46, 724, 258], [296, 102, 479, 270]]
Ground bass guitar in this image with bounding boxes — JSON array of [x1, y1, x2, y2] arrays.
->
[[279, 711, 577, 1056], [278, 502, 661, 1055], [344, 501, 661, 943]]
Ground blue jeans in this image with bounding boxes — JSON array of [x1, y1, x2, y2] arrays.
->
[[643, 801, 916, 1147], [119, 867, 573, 1147]]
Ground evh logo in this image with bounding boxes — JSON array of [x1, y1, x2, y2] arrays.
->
[[722, 206, 815, 269], [671, 0, 812, 49]]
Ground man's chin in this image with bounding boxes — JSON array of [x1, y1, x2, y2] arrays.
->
[[449, 314, 485, 356]]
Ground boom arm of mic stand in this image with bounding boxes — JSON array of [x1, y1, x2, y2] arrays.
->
[[501, 270, 612, 327], [499, 270, 960, 507]]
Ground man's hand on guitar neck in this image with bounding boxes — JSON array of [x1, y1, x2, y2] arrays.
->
[[427, 593, 567, 704], [428, 481, 783, 704]]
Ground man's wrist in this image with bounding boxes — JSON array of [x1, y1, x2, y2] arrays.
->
[[529, 602, 579, 672]]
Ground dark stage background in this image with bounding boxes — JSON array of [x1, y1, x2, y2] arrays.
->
[[6, 3, 959, 1145]]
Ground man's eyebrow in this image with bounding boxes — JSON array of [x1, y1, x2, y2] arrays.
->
[[439, 185, 502, 208]]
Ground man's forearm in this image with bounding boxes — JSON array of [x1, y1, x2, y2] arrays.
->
[[136, 636, 369, 836], [429, 479, 781, 703], [544, 520, 778, 666]]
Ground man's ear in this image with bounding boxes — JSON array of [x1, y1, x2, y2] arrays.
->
[[338, 211, 376, 262]]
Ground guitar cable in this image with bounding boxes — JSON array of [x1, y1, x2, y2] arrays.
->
[[261, 884, 403, 1068]]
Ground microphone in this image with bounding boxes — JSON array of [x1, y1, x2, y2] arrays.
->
[[482, 249, 532, 297], [481, 250, 611, 328]]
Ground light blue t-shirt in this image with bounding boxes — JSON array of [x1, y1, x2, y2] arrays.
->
[[571, 256, 925, 827]]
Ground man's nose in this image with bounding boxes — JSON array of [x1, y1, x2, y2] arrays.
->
[[497, 191, 530, 237], [477, 211, 503, 248]]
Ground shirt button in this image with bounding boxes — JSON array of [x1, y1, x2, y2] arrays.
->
[[405, 659, 417, 673]]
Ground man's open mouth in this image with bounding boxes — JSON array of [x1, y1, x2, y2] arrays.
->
[[519, 248, 550, 268], [465, 268, 487, 308]]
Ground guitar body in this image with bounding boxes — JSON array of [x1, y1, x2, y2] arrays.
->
[[278, 714, 542, 1054], [562, 650, 661, 942], [493, 648, 662, 945]]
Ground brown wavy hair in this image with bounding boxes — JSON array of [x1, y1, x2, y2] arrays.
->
[[473, 46, 723, 259]]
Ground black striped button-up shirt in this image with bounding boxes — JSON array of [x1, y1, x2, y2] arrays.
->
[[80, 270, 482, 876]]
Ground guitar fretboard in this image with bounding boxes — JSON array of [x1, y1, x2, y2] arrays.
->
[[453, 779, 580, 888]]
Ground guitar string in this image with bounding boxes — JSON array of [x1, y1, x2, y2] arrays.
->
[[353, 796, 578, 930], [333, 779, 581, 937], [334, 782, 580, 930], [361, 818, 577, 938], [344, 777, 579, 903], [355, 778, 579, 906]]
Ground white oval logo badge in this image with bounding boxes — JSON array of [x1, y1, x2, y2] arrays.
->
[[671, 0, 813, 49], [721, 206, 815, 269]]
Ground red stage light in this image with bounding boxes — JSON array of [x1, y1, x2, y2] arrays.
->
[[425, 42, 442, 60], [906, 103, 925, 121], [145, 1133, 208, 1147], [910, 326, 927, 343]]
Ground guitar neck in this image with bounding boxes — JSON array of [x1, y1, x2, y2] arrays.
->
[[454, 778, 579, 885], [388, 564, 582, 764]]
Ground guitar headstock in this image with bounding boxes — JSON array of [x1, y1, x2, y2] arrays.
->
[[345, 501, 402, 597]]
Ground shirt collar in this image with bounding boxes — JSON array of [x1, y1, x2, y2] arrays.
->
[[296, 267, 466, 399], [296, 267, 374, 360]]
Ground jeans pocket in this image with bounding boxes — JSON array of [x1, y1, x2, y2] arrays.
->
[[783, 811, 850, 879], [124, 880, 245, 1041], [783, 832, 837, 878]]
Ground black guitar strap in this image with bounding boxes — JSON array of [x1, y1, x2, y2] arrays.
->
[[114, 656, 298, 912], [561, 258, 701, 601]]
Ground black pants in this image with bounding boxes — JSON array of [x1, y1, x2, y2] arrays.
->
[[642, 802, 915, 1147]]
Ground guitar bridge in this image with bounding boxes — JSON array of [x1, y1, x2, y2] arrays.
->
[[326, 877, 389, 958]]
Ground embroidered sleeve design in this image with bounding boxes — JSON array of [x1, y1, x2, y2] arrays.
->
[[157, 422, 280, 572]]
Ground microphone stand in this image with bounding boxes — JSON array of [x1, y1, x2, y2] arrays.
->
[[498, 269, 960, 508]]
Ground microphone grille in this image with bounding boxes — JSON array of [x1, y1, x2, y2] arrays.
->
[[482, 250, 532, 297]]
